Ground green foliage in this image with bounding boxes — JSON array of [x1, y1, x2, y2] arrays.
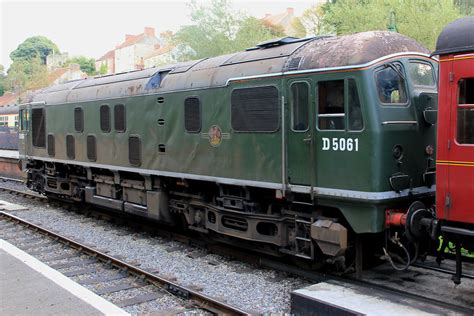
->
[[322, 0, 463, 50], [66, 56, 96, 75], [5, 57, 49, 92], [99, 63, 108, 75], [299, 4, 328, 36], [10, 36, 60, 64], [0, 65, 5, 96], [173, 0, 286, 61]]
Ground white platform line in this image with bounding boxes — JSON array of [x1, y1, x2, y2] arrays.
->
[[0, 239, 130, 316]]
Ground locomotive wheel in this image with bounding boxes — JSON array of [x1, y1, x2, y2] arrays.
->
[[405, 201, 433, 242]]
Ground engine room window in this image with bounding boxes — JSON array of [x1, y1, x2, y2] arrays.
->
[[318, 80, 345, 130], [231, 86, 279, 132], [184, 97, 201, 133], [348, 79, 364, 131], [290, 82, 309, 131], [100, 105, 111, 133], [74, 107, 84, 132], [31, 108, 46, 147], [457, 78, 474, 144], [375, 64, 408, 104], [408, 62, 436, 87], [114, 104, 126, 132]]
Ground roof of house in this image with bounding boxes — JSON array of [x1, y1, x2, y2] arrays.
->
[[116, 33, 161, 50], [97, 49, 115, 61], [48, 67, 69, 83], [0, 93, 18, 107]]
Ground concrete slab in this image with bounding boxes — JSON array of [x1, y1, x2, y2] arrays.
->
[[0, 149, 19, 159], [0, 239, 129, 316], [291, 280, 457, 315], [0, 200, 28, 211]]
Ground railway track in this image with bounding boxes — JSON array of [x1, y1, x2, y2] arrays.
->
[[1, 181, 473, 314], [0, 211, 249, 315]]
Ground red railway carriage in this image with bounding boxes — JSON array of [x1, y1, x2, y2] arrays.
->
[[432, 16, 474, 283], [433, 17, 474, 227]]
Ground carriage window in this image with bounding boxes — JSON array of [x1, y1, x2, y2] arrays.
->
[[318, 80, 345, 130], [348, 79, 364, 131], [457, 78, 474, 144], [291, 82, 309, 131], [376, 63, 408, 104], [184, 97, 201, 133], [231, 86, 279, 132], [409, 62, 435, 87]]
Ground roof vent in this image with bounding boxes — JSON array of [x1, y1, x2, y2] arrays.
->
[[256, 36, 301, 49]]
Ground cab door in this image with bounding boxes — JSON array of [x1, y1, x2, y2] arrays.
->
[[446, 57, 474, 223], [286, 79, 315, 188], [18, 105, 31, 156]]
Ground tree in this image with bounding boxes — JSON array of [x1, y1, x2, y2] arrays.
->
[[5, 58, 48, 93], [0, 65, 5, 96], [322, 0, 463, 50], [99, 63, 108, 75], [298, 4, 328, 36], [173, 0, 288, 61], [10, 36, 60, 64], [66, 56, 96, 75]]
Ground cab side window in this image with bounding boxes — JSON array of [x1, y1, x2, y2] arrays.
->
[[457, 78, 474, 144], [375, 64, 408, 104], [318, 80, 345, 130], [291, 82, 309, 131], [348, 79, 364, 131]]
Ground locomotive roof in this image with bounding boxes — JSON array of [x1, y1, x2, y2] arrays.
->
[[30, 31, 428, 105], [432, 16, 474, 56]]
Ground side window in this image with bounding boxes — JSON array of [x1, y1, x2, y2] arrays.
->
[[231, 86, 279, 132], [290, 82, 309, 131], [20, 109, 29, 131], [74, 107, 84, 132], [31, 108, 46, 147], [375, 63, 408, 104], [184, 97, 201, 133], [408, 61, 436, 87], [348, 79, 364, 131], [114, 104, 126, 132], [100, 105, 111, 133], [457, 78, 474, 144], [318, 80, 345, 130]]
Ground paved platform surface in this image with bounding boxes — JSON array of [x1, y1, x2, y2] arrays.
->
[[291, 280, 460, 315], [0, 239, 129, 316], [0, 149, 19, 159]]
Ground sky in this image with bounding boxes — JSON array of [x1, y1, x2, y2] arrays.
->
[[0, 0, 317, 71]]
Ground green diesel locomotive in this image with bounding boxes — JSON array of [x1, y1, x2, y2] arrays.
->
[[18, 31, 438, 270]]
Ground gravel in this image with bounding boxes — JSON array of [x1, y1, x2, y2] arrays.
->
[[0, 189, 310, 314]]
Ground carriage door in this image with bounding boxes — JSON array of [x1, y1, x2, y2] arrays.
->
[[447, 60, 474, 223], [286, 80, 315, 187]]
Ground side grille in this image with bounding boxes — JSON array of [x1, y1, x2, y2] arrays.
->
[[66, 135, 75, 159], [74, 107, 84, 132], [114, 104, 126, 132], [87, 135, 96, 161], [47, 134, 55, 157], [184, 97, 201, 133], [129, 136, 141, 166], [100, 105, 111, 132]]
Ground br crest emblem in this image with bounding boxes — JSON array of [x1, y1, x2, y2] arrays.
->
[[208, 125, 222, 147]]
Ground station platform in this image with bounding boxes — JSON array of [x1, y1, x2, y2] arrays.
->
[[0, 149, 19, 159], [291, 280, 457, 315], [0, 239, 129, 316], [0, 149, 23, 179]]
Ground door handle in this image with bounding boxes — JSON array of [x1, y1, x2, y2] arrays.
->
[[303, 135, 312, 143]]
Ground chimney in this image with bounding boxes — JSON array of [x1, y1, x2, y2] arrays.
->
[[144, 27, 155, 37], [125, 34, 134, 41], [286, 7, 294, 15]]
